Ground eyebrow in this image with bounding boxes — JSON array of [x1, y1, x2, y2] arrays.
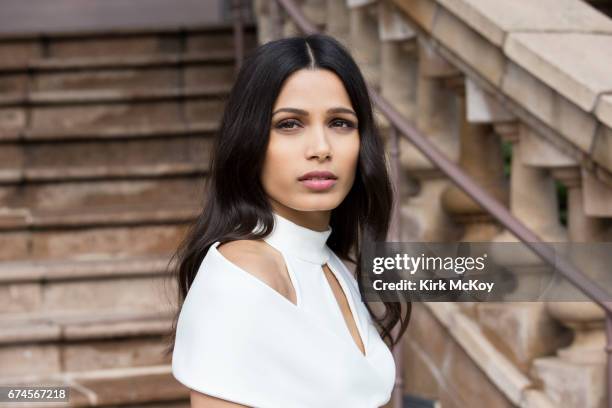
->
[[272, 107, 357, 118]]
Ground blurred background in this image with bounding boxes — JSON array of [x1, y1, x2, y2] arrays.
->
[[0, 0, 611, 407], [0, 0, 228, 33]]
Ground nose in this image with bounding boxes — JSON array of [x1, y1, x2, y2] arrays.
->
[[306, 123, 332, 161]]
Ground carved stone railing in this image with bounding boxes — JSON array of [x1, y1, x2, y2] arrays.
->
[[250, 1, 612, 407]]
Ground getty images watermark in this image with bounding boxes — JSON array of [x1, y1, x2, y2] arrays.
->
[[360, 242, 612, 302], [372, 251, 492, 293]]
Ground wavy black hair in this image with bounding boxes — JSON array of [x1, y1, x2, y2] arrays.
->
[[163, 33, 410, 356]]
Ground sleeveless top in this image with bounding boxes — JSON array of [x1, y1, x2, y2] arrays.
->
[[171, 211, 396, 408]]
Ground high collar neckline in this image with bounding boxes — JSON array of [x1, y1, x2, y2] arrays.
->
[[262, 212, 333, 265]]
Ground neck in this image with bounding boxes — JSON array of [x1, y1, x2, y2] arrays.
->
[[269, 200, 331, 232]]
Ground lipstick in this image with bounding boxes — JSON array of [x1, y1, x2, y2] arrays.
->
[[298, 170, 338, 191]]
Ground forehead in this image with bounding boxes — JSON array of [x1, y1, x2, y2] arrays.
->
[[273, 69, 353, 110]]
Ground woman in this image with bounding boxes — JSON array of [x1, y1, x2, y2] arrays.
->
[[166, 33, 411, 408]]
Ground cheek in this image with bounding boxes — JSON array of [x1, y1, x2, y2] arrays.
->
[[261, 139, 296, 190], [338, 135, 360, 175]]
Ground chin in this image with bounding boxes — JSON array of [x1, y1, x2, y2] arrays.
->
[[295, 197, 344, 211]]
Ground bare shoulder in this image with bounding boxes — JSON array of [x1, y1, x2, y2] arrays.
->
[[216, 240, 294, 302], [216, 240, 277, 276]]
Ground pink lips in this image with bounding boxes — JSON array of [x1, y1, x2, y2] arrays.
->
[[298, 170, 338, 191]]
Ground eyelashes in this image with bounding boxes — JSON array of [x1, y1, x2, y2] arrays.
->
[[275, 118, 357, 130]]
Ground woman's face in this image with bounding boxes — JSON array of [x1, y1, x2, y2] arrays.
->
[[261, 68, 360, 223]]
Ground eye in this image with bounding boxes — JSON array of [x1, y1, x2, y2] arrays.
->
[[275, 119, 300, 130], [330, 118, 356, 129], [275, 119, 302, 130]]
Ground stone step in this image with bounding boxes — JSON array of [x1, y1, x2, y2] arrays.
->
[[12, 119, 217, 142], [0, 50, 237, 95], [0, 97, 224, 141], [0, 176, 205, 212], [0, 364, 189, 407], [0, 162, 208, 184], [0, 87, 227, 140], [0, 309, 174, 344], [0, 134, 213, 184], [0, 49, 235, 72], [0, 207, 191, 261], [0, 22, 256, 65], [0, 311, 176, 379], [0, 254, 174, 284], [0, 84, 231, 106], [0, 202, 199, 230], [0, 254, 177, 318]]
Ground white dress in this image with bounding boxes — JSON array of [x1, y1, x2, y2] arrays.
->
[[171, 211, 396, 408]]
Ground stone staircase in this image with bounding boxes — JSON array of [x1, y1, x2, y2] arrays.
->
[[0, 23, 255, 406]]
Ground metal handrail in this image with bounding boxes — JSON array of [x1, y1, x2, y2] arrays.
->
[[233, 1, 612, 406]]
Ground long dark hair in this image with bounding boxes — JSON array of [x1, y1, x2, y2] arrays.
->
[[163, 33, 410, 356]]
